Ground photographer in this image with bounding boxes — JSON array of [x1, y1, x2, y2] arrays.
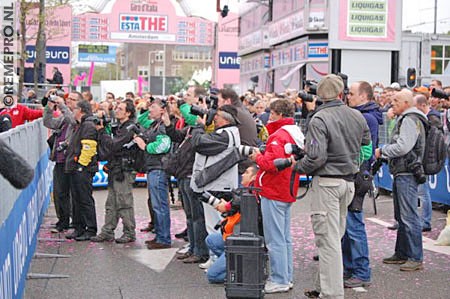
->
[[90, 100, 137, 244], [181, 85, 207, 126], [375, 89, 427, 272], [293, 75, 371, 299], [64, 100, 99, 241], [134, 99, 172, 250], [190, 105, 241, 268], [43, 90, 81, 233], [161, 109, 209, 264], [248, 98, 304, 294]]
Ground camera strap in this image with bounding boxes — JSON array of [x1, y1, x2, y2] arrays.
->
[[289, 170, 311, 200]]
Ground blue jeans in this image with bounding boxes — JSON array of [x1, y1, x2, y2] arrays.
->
[[260, 196, 292, 285], [147, 170, 171, 245], [393, 175, 423, 262], [418, 179, 432, 229], [178, 178, 208, 257], [342, 211, 371, 281], [206, 233, 226, 283]]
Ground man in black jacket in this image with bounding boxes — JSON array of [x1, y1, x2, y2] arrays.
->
[[91, 100, 137, 243], [65, 100, 99, 241], [161, 110, 209, 263]]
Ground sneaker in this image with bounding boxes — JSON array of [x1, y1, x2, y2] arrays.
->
[[176, 243, 190, 254], [199, 257, 214, 269], [175, 228, 188, 239], [264, 280, 289, 294], [383, 254, 407, 264], [140, 223, 154, 232], [288, 281, 294, 289], [400, 261, 423, 272], [90, 233, 115, 242], [177, 252, 193, 260], [145, 238, 157, 245], [147, 242, 171, 250], [50, 226, 68, 233], [304, 289, 321, 298], [75, 232, 96, 241], [115, 235, 136, 244], [387, 223, 398, 230], [65, 230, 82, 240], [183, 255, 208, 264], [344, 277, 371, 288]]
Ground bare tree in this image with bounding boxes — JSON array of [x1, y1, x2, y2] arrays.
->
[[33, 0, 46, 90]]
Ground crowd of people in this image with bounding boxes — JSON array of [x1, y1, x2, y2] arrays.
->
[[1, 76, 449, 298]]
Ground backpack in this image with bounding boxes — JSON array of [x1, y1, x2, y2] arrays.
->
[[405, 113, 446, 175]]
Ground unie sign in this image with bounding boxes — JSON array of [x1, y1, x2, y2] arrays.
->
[[119, 14, 167, 32], [219, 52, 240, 69]]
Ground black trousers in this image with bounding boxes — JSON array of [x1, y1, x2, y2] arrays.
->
[[53, 163, 71, 228], [70, 170, 97, 234]]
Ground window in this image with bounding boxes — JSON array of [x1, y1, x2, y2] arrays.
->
[[171, 65, 181, 76], [154, 66, 164, 76], [138, 66, 149, 81], [431, 45, 450, 75], [155, 52, 164, 61]]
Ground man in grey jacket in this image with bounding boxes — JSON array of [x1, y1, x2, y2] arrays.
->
[[294, 74, 371, 299], [375, 89, 426, 272], [43, 90, 81, 233]]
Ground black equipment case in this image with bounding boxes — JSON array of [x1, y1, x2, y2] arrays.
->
[[225, 232, 267, 299]]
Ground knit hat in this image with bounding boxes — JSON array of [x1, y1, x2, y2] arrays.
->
[[218, 104, 240, 125], [317, 74, 344, 101]]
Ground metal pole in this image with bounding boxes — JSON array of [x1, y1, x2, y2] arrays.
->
[[148, 51, 151, 92], [434, 0, 437, 34], [162, 44, 166, 96]]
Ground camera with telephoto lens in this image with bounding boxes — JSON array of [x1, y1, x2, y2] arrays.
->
[[123, 123, 146, 149], [273, 143, 306, 171], [431, 88, 450, 100], [298, 80, 317, 102], [409, 162, 427, 184], [238, 144, 266, 156], [202, 191, 221, 208], [190, 88, 219, 126], [371, 158, 386, 175]]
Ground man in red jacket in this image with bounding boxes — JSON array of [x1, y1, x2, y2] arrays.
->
[[0, 103, 43, 128], [249, 98, 304, 294]]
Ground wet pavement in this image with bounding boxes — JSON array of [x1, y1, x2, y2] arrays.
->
[[24, 186, 450, 299]]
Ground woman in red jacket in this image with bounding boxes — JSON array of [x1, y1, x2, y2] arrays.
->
[[249, 98, 304, 294]]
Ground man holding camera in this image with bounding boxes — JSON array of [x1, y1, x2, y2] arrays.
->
[[91, 100, 137, 243], [293, 75, 371, 299], [190, 105, 241, 266], [134, 99, 172, 249], [375, 89, 427, 272], [64, 100, 99, 241], [43, 90, 81, 233]]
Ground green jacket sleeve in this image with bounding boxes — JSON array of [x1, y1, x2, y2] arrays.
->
[[180, 103, 199, 126], [359, 141, 373, 163], [137, 110, 154, 129], [146, 134, 171, 154]]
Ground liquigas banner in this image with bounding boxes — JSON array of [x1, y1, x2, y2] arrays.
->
[[1, 0, 18, 108]]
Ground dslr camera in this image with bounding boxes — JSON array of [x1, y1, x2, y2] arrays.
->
[[274, 143, 306, 171], [431, 88, 450, 100], [238, 144, 266, 156], [91, 113, 112, 126], [409, 161, 427, 184], [123, 123, 146, 149], [297, 80, 317, 102], [190, 88, 219, 126]]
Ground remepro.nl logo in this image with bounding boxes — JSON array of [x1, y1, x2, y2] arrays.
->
[[1, 0, 17, 108]]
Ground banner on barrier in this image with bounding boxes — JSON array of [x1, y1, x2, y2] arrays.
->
[[0, 154, 53, 299]]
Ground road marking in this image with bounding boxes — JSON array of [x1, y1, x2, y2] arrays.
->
[[123, 248, 178, 272], [366, 217, 450, 256]]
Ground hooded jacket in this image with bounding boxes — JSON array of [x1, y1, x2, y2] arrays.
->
[[354, 102, 383, 160], [255, 118, 304, 203]]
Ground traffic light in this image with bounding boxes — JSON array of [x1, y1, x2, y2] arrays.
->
[[221, 5, 229, 17], [406, 67, 417, 88]]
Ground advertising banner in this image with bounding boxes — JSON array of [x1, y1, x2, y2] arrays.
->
[[219, 52, 240, 69], [26, 46, 70, 64], [78, 45, 117, 63]]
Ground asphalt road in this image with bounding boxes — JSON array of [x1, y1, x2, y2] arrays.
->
[[24, 185, 450, 299]]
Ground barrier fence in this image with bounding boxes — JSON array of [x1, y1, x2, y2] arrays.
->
[[0, 119, 53, 299]]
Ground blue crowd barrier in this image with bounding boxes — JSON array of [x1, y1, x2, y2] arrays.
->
[[0, 119, 52, 299]]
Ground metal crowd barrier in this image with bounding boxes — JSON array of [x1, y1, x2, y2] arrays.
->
[[0, 119, 53, 299]]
